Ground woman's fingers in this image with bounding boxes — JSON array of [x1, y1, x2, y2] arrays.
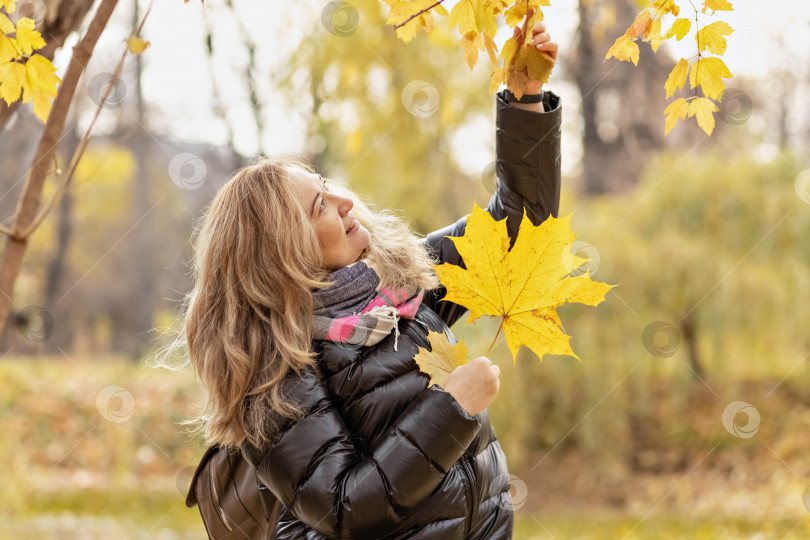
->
[[511, 9, 558, 61], [537, 40, 558, 61], [531, 31, 550, 45]]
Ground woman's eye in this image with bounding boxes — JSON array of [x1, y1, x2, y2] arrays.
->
[[320, 199, 326, 213]]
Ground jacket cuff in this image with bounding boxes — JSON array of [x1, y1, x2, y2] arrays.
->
[[495, 88, 562, 213], [502, 88, 544, 105], [394, 384, 481, 473]]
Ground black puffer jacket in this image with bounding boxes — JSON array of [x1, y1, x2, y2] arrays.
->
[[241, 89, 562, 540]]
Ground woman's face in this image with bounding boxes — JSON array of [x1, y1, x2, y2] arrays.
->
[[288, 167, 370, 271]]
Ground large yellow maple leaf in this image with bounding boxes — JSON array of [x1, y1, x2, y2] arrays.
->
[[433, 203, 614, 362]]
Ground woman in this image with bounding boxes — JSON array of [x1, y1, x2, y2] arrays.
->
[[178, 18, 560, 540]]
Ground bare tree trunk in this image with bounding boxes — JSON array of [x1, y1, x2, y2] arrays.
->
[[42, 126, 80, 353], [680, 311, 704, 380], [574, 0, 671, 195], [129, 0, 154, 361], [0, 0, 119, 340]]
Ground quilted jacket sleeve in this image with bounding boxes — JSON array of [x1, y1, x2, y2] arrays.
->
[[240, 366, 481, 539], [423, 88, 562, 328]]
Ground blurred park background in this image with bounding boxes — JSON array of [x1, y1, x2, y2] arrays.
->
[[1, 0, 809, 538]]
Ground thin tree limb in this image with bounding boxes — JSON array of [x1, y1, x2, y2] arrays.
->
[[392, 0, 447, 30], [0, 0, 120, 336]]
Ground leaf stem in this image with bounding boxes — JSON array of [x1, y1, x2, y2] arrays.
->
[[487, 319, 504, 354]]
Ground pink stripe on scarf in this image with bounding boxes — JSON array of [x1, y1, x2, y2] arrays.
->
[[362, 297, 387, 313], [326, 315, 359, 341]]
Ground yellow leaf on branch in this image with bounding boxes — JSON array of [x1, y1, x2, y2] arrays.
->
[[0, 34, 19, 63], [663, 18, 691, 41], [0, 59, 24, 104], [22, 53, 61, 122], [689, 56, 732, 100], [653, 0, 680, 17], [432, 203, 613, 362], [448, 0, 477, 36], [0, 12, 14, 34], [15, 17, 45, 55], [702, 0, 733, 15], [127, 36, 150, 54], [688, 96, 719, 135], [413, 329, 470, 387], [513, 43, 554, 87], [665, 58, 689, 98], [0, 0, 18, 14], [696, 21, 733, 55], [605, 34, 639, 66], [663, 97, 688, 135], [461, 31, 483, 69]]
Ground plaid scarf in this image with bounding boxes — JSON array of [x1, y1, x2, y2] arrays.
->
[[312, 260, 424, 351]]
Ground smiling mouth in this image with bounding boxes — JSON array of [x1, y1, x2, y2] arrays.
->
[[345, 219, 356, 235]]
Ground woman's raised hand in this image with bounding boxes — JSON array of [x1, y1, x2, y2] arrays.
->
[[443, 356, 500, 417], [509, 8, 559, 95]]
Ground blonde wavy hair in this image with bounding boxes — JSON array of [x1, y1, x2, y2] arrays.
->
[[153, 156, 440, 450]]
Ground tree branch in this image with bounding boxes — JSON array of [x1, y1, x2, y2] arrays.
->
[[392, 0, 447, 30], [0, 0, 120, 336]]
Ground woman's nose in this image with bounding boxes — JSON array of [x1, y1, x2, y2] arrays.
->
[[337, 195, 353, 216]]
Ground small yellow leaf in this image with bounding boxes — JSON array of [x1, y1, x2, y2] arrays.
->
[[649, 18, 662, 51], [653, 0, 680, 17], [448, 0, 477, 35], [387, 0, 437, 43], [605, 34, 639, 66], [663, 97, 688, 135], [23, 53, 60, 122], [663, 18, 691, 41], [689, 56, 732, 100], [506, 68, 530, 100], [626, 9, 652, 40], [0, 12, 15, 34], [702, 0, 733, 14], [413, 329, 470, 388], [15, 17, 45, 55], [499, 36, 518, 67], [433, 203, 613, 362], [664, 58, 689, 98], [489, 66, 506, 94], [0, 0, 17, 14], [0, 34, 20, 63], [460, 31, 482, 70], [484, 34, 499, 70], [503, 2, 527, 27], [476, 0, 498, 38], [0, 59, 24, 104], [514, 45, 553, 86], [127, 36, 150, 54], [696, 21, 733, 55], [688, 96, 719, 135]]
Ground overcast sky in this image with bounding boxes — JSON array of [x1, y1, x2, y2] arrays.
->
[[58, 0, 810, 175]]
